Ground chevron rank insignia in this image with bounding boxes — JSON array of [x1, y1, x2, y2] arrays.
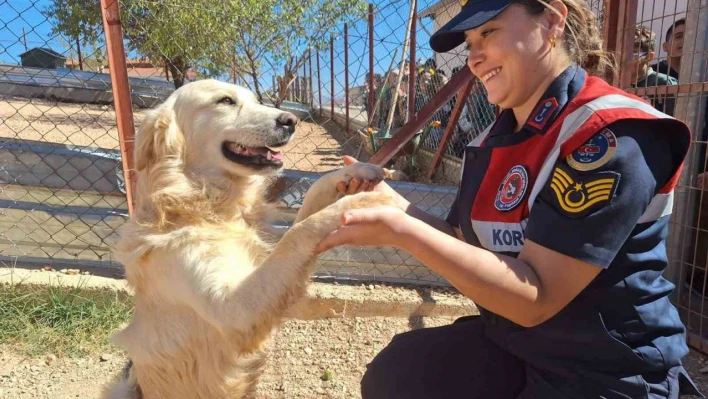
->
[[544, 164, 620, 218]]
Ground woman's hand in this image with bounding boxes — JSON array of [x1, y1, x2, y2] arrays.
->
[[315, 205, 413, 254], [335, 156, 410, 211]]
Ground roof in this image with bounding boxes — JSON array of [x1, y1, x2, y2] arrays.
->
[[19, 47, 67, 60], [418, 0, 457, 18]]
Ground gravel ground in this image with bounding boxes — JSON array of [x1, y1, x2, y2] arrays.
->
[[0, 316, 455, 399], [2, 317, 708, 399], [0, 96, 367, 173]]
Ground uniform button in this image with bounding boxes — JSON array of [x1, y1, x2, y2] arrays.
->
[[466, 152, 476, 161]]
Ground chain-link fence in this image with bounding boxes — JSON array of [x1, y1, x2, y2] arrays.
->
[[2, 0, 708, 330], [0, 0, 129, 276], [625, 0, 708, 354]]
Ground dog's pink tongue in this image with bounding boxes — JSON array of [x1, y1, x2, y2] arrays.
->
[[246, 147, 283, 161]]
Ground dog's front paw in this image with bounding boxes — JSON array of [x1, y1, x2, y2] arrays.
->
[[326, 162, 386, 197], [301, 192, 396, 239], [337, 163, 386, 185]]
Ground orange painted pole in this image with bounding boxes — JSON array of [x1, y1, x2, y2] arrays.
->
[[100, 0, 136, 215]]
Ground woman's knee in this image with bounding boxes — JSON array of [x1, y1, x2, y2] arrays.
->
[[360, 332, 422, 398]]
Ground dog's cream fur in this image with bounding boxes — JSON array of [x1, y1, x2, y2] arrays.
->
[[102, 80, 394, 399]]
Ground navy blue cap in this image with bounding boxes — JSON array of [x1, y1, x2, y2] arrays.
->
[[429, 0, 513, 53]]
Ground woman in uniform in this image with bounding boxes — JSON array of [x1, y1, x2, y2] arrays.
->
[[316, 0, 704, 397]]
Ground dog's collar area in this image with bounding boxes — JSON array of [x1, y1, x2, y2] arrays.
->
[[222, 142, 285, 169]]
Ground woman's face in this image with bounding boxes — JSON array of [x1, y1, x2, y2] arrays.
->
[[465, 4, 560, 109]]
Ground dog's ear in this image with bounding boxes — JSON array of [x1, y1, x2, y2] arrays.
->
[[135, 107, 184, 171]]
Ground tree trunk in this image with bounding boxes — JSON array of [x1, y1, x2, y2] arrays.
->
[[76, 36, 83, 71], [277, 69, 295, 109], [167, 56, 188, 89]]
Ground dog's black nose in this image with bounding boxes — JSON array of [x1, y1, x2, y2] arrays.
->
[[277, 112, 298, 128]]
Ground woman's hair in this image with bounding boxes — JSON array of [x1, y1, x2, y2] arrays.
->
[[514, 0, 617, 80]]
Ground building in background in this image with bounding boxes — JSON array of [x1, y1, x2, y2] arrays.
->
[[19, 47, 66, 69]]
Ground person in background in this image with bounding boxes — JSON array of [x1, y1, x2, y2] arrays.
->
[[631, 25, 678, 115], [364, 73, 382, 125], [652, 18, 684, 80]]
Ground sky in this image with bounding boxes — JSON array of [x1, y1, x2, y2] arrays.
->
[[0, 0, 442, 103]]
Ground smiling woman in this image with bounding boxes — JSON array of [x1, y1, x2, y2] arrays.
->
[[315, 0, 703, 398]]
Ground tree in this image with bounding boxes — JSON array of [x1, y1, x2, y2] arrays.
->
[[46, 0, 236, 88], [230, 0, 367, 107], [46, 0, 367, 95]]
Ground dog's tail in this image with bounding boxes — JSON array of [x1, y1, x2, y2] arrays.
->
[[102, 360, 143, 399]]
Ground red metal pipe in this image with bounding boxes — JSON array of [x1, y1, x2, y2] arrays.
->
[[368, 3, 375, 126], [427, 79, 474, 179], [100, 0, 136, 216], [370, 67, 473, 166], [619, 0, 638, 89], [602, 0, 621, 84], [344, 23, 350, 134], [330, 35, 335, 117], [317, 50, 322, 117], [308, 48, 313, 106], [408, 0, 417, 121], [295, 58, 300, 102]]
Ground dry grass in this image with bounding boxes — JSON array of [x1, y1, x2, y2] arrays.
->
[[0, 281, 132, 358]]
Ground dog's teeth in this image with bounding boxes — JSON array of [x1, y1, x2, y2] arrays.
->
[[266, 151, 272, 161]]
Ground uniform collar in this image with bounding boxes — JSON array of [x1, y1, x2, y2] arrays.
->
[[476, 64, 584, 148], [522, 63, 584, 133]]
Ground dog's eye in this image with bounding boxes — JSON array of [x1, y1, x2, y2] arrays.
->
[[217, 97, 236, 105]]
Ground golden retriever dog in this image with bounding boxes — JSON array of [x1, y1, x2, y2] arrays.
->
[[102, 79, 394, 399]]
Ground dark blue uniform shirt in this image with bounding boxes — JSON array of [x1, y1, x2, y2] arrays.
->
[[447, 65, 701, 398]]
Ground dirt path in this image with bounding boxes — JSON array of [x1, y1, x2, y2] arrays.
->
[[2, 316, 708, 398], [0, 316, 454, 399]]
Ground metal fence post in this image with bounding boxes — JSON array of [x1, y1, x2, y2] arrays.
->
[[308, 48, 313, 107], [366, 3, 376, 125], [370, 67, 473, 166], [330, 35, 335, 117], [618, 0, 638, 89], [368, 3, 375, 126], [408, 0, 417, 121], [317, 50, 322, 117], [427, 79, 474, 180], [100, 0, 136, 216], [344, 23, 350, 134]]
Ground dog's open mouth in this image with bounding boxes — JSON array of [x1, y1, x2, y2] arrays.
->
[[222, 141, 285, 168]]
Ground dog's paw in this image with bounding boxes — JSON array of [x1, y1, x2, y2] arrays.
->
[[328, 162, 386, 191]]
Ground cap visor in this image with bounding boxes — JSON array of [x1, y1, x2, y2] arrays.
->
[[429, 1, 512, 53]]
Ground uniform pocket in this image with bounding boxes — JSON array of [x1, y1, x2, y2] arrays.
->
[[597, 312, 652, 370]]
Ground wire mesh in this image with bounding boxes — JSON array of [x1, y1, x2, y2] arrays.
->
[[625, 0, 708, 354], [0, 0, 128, 274], [1, 0, 707, 300]]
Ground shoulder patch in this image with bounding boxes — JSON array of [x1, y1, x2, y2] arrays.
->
[[544, 164, 620, 218], [566, 128, 617, 171]]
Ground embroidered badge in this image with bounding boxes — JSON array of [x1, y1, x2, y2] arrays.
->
[[546, 164, 620, 218], [495, 165, 529, 212], [527, 98, 559, 130], [566, 129, 617, 171]]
